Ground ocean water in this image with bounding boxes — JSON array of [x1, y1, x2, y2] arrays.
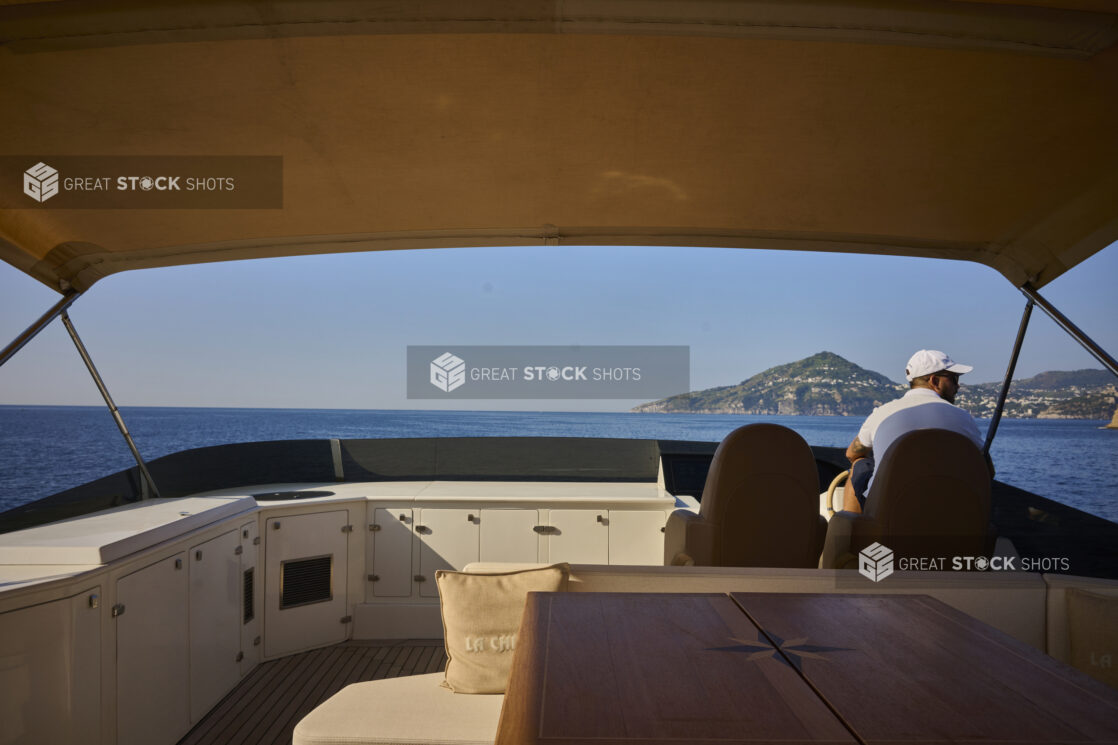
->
[[0, 406, 1115, 523]]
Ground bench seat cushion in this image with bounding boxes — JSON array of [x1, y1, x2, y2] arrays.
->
[[437, 563, 569, 693], [292, 672, 504, 745]]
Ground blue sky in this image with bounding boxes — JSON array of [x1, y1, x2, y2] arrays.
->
[[1, 241, 1116, 411]]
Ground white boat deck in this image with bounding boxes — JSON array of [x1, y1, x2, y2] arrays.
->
[[178, 639, 446, 745]]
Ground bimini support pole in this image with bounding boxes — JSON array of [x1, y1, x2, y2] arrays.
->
[[60, 310, 161, 500], [1021, 283, 1118, 377], [984, 300, 1034, 457], [0, 289, 81, 369]]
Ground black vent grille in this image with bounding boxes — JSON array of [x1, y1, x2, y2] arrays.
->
[[243, 567, 255, 624], [280, 555, 333, 609]]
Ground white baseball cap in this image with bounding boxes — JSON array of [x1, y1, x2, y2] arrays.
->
[[905, 349, 973, 382]]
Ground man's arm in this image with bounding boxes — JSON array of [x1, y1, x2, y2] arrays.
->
[[846, 437, 871, 464]]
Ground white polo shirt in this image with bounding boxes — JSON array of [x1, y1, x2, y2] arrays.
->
[[858, 387, 983, 494]]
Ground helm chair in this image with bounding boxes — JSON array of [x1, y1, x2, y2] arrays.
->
[[820, 428, 993, 569], [664, 423, 826, 568]]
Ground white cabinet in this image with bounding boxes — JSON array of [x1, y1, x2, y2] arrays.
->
[[608, 510, 668, 565], [264, 510, 351, 658], [480, 509, 539, 563], [368, 508, 414, 598], [0, 587, 101, 745], [189, 529, 242, 722], [118, 526, 260, 744], [416, 508, 479, 597], [545, 509, 608, 564], [360, 485, 672, 610], [239, 520, 261, 677], [117, 553, 190, 745]]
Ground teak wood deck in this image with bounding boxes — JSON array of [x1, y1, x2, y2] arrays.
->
[[178, 639, 447, 745]]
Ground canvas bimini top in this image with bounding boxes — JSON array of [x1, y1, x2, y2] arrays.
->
[[1, 0, 1117, 294]]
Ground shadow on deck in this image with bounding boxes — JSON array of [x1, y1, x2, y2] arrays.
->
[[179, 639, 447, 745]]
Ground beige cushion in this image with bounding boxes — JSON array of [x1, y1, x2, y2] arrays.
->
[[1066, 588, 1118, 690], [1043, 574, 1118, 662], [292, 672, 503, 745], [436, 563, 569, 693]]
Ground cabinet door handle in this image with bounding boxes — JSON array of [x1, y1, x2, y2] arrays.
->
[[533, 525, 559, 535]]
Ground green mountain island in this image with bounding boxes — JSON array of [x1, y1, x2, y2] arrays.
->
[[632, 351, 1118, 420]]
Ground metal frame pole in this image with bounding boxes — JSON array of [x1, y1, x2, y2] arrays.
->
[[60, 311, 161, 499], [0, 290, 81, 368], [1020, 283, 1118, 378], [983, 300, 1033, 456]]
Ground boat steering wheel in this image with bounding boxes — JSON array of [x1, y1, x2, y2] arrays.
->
[[825, 469, 850, 516]]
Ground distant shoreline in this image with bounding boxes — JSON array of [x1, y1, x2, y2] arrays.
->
[[633, 352, 1116, 421], [0, 403, 1112, 423]]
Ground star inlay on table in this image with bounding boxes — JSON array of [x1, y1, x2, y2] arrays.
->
[[710, 633, 851, 671]]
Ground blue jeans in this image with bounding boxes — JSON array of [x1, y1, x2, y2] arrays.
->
[[850, 457, 875, 510]]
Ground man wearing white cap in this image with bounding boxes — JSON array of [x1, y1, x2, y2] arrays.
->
[[842, 349, 990, 513]]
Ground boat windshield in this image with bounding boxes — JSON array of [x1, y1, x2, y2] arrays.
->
[[1, 241, 1116, 526]]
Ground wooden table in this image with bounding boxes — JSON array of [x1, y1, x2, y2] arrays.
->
[[495, 592, 1118, 745]]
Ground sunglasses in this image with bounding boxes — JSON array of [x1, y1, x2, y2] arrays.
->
[[934, 371, 960, 384]]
